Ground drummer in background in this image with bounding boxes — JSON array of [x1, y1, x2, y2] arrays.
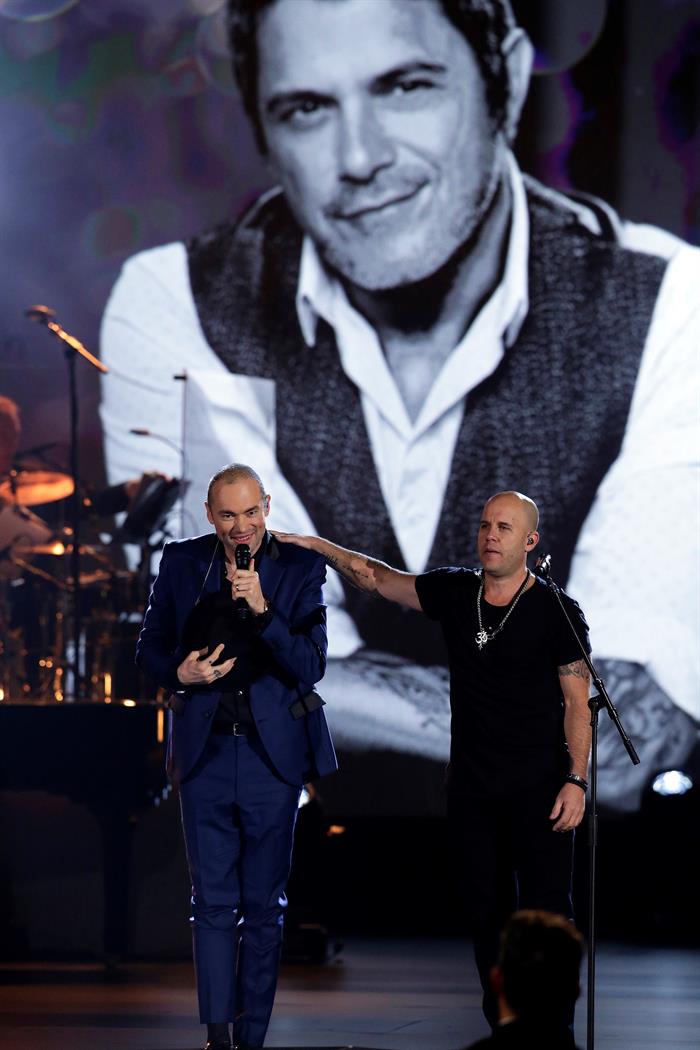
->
[[0, 396, 21, 479], [1, 394, 174, 702], [0, 396, 52, 579], [0, 393, 153, 524]]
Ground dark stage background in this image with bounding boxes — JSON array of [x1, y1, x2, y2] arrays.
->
[[1, 0, 699, 960]]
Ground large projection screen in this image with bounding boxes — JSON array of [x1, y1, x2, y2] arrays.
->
[[1, 0, 698, 818]]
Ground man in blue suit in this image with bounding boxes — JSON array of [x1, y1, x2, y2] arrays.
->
[[137, 463, 336, 1050]]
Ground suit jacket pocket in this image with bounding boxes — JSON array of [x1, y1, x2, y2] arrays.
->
[[168, 692, 186, 716], [289, 689, 326, 720]]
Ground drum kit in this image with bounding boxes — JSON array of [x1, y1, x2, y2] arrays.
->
[[0, 466, 181, 703], [0, 305, 187, 701]]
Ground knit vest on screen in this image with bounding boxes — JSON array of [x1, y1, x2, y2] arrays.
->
[[187, 178, 666, 663]]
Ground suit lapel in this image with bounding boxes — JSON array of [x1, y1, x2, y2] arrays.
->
[[257, 534, 286, 605], [198, 536, 223, 601]]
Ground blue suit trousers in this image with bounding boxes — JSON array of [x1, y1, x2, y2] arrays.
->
[[179, 731, 300, 1047]]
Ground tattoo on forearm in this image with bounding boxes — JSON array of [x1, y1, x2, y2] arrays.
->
[[325, 551, 376, 592], [559, 659, 590, 680]]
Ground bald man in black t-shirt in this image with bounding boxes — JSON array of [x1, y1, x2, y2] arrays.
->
[[275, 490, 592, 1028]]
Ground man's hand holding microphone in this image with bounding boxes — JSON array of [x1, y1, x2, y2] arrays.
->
[[225, 544, 267, 616], [176, 544, 265, 686]]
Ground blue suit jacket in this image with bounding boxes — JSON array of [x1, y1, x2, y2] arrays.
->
[[136, 532, 337, 787]]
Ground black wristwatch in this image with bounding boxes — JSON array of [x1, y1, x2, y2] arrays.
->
[[565, 773, 589, 793]]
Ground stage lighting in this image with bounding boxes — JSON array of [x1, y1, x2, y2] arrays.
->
[[651, 770, 694, 796]]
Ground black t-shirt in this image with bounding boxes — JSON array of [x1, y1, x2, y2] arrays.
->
[[415, 568, 591, 796]]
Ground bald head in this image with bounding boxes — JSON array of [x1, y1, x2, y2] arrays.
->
[[478, 491, 539, 580], [484, 491, 539, 531], [207, 462, 266, 506]]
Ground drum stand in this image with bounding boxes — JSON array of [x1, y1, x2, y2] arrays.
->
[[25, 305, 108, 699]]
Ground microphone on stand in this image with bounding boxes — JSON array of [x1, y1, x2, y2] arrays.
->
[[234, 543, 251, 620], [25, 304, 56, 324], [535, 552, 552, 578], [25, 304, 107, 374], [129, 427, 182, 452]]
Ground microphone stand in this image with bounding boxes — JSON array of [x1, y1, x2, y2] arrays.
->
[[174, 371, 188, 540], [130, 367, 188, 540], [535, 555, 640, 1050], [25, 305, 108, 700]]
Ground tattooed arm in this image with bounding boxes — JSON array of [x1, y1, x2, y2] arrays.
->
[[559, 658, 592, 781], [549, 658, 592, 831], [272, 531, 422, 610], [551, 656, 699, 816]]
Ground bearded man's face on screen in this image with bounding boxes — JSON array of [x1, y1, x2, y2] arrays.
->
[[255, 0, 526, 292]]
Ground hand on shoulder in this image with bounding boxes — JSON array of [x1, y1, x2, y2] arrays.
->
[[271, 530, 316, 550]]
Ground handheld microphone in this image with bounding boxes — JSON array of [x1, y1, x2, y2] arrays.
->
[[234, 543, 251, 620], [535, 553, 552, 578]]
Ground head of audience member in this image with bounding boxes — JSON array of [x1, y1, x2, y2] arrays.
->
[[227, 0, 533, 291], [492, 910, 584, 1027], [0, 396, 21, 480], [205, 463, 270, 560]]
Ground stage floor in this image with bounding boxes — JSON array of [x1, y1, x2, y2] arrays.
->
[[0, 937, 698, 1050]]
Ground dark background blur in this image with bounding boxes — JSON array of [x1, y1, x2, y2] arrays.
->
[[0, 0, 698, 960]]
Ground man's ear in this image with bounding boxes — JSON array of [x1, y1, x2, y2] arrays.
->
[[501, 27, 534, 144], [490, 963, 503, 997], [526, 529, 539, 550], [205, 501, 214, 525], [263, 494, 271, 518]]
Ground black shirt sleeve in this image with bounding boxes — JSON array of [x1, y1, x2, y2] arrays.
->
[[552, 590, 592, 667], [415, 566, 470, 621]]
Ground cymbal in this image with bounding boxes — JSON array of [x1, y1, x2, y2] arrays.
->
[[0, 469, 74, 506], [0, 503, 53, 580], [74, 570, 112, 587], [67, 568, 135, 587], [13, 542, 70, 556], [13, 542, 109, 556]]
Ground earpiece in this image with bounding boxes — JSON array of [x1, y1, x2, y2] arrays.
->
[[526, 537, 534, 545]]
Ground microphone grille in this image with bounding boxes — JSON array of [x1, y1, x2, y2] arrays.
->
[[235, 543, 251, 569]]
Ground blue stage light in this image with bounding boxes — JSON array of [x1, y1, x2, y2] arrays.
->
[[651, 770, 693, 796]]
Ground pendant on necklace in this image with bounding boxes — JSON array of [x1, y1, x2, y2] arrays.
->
[[475, 629, 489, 650]]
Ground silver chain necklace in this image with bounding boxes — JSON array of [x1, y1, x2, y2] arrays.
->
[[475, 570, 531, 650]]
